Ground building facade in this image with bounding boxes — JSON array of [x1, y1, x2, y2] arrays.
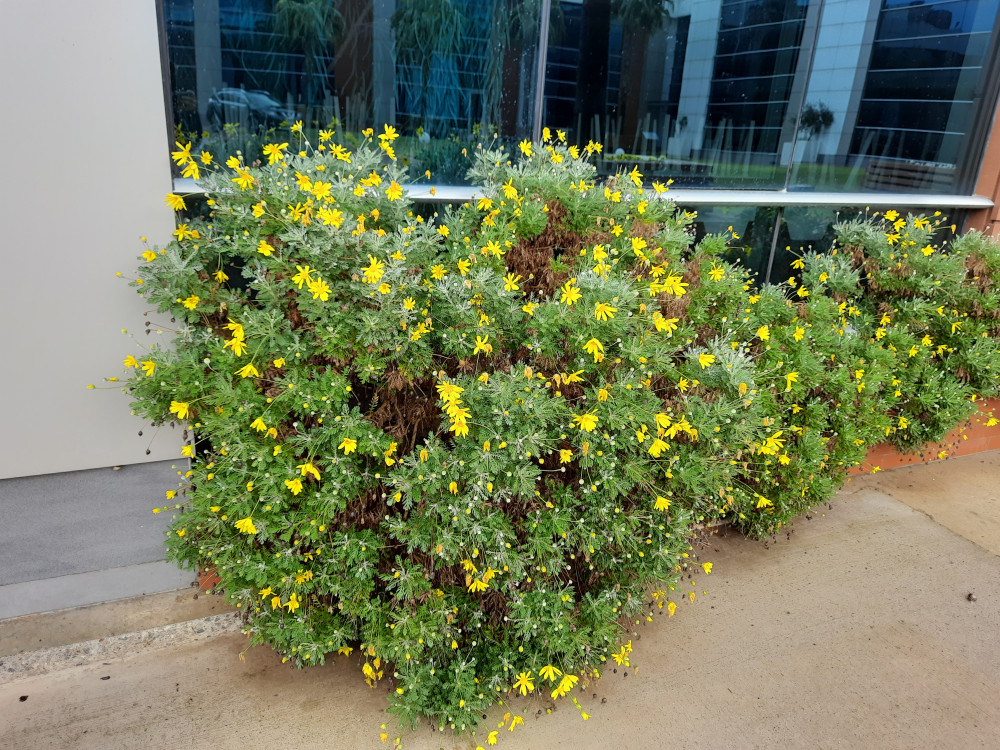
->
[[164, 0, 1000, 278], [2, 0, 999, 616]]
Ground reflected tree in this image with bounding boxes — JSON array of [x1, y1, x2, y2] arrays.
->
[[612, 0, 672, 150], [274, 0, 345, 106], [391, 0, 466, 135], [392, 0, 561, 138]]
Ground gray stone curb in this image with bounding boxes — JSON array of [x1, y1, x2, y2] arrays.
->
[[0, 612, 242, 685]]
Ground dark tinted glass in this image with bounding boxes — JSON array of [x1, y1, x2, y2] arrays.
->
[[164, 0, 542, 184], [791, 0, 999, 193], [164, 0, 1000, 194]]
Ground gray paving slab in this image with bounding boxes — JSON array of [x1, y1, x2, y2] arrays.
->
[[852, 450, 1000, 556], [0, 562, 195, 621], [0, 460, 183, 586]]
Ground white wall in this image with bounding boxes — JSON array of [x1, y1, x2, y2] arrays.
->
[[0, 1, 181, 478]]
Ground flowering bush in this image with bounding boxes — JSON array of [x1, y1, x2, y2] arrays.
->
[[120, 126, 1000, 734]]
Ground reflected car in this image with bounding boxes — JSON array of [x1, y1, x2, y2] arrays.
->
[[206, 88, 296, 130]]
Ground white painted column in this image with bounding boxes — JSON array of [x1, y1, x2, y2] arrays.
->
[[0, 0, 181, 478]]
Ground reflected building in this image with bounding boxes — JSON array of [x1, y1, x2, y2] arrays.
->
[[539, 0, 1000, 194], [161, 0, 1000, 259], [164, 0, 1000, 193]]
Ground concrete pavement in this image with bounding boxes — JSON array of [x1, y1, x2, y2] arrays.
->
[[1, 452, 998, 749]]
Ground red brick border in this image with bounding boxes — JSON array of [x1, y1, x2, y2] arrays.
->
[[199, 567, 221, 592], [849, 397, 1000, 475]]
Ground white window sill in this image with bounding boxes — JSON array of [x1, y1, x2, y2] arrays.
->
[[172, 177, 994, 210]]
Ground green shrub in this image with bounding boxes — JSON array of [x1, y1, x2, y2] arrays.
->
[[827, 213, 1000, 447], [118, 128, 1000, 735]]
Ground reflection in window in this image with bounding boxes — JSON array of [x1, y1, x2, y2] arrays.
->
[[164, 0, 542, 184], [850, 0, 1000, 192], [768, 206, 864, 284], [684, 204, 774, 279], [539, 1, 814, 188], [162, 0, 1000, 193], [709, 0, 809, 158], [541, 2, 715, 185]]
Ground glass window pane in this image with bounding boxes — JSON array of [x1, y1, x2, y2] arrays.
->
[[165, 0, 1000, 197], [789, 0, 1000, 194], [879, 0, 999, 37], [163, 0, 543, 185], [683, 204, 778, 282], [775, 205, 961, 285], [540, 0, 814, 190], [768, 206, 867, 285]]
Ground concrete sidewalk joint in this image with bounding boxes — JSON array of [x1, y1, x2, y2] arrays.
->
[[0, 612, 241, 686]]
